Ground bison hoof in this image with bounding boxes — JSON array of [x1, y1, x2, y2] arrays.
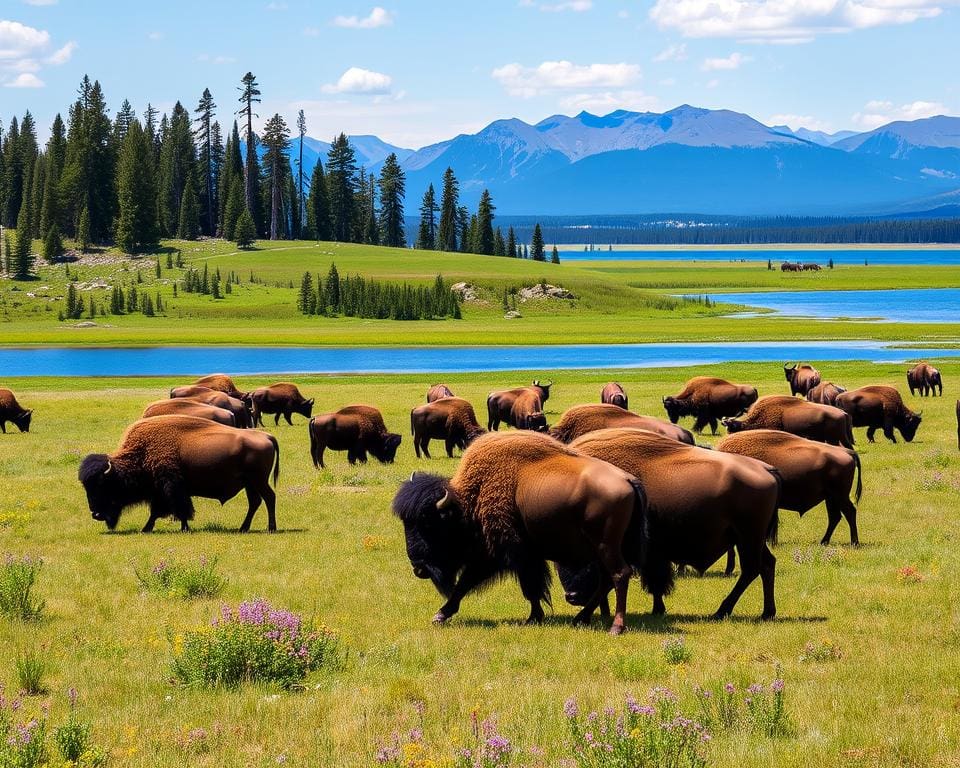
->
[[760, 610, 776, 621], [431, 611, 449, 625], [608, 623, 625, 636], [712, 609, 731, 621]]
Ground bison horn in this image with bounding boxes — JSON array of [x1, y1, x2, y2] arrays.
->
[[436, 490, 452, 510], [104, 460, 113, 475], [542, 380, 553, 387], [409, 471, 418, 482]]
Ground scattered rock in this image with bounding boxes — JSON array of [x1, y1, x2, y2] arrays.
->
[[503, 310, 523, 319], [69, 321, 99, 328], [451, 282, 480, 302], [76, 280, 110, 291], [518, 283, 575, 302]]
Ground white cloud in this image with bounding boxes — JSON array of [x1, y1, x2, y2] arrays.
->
[[660, 77, 677, 86], [332, 7, 394, 28], [4, 72, 44, 88], [852, 99, 947, 129], [701, 52, 750, 70], [540, 0, 593, 11], [650, 0, 953, 43], [23, 0, 58, 5], [0, 20, 50, 59], [706, 78, 720, 88], [492, 60, 641, 98], [653, 43, 687, 61], [48, 40, 76, 65], [266, 1, 288, 9], [767, 113, 832, 131], [559, 89, 660, 113], [197, 53, 237, 64], [147, 31, 163, 41], [321, 67, 393, 94]]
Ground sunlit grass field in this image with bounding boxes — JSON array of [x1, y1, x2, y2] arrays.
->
[[2, 362, 960, 766]]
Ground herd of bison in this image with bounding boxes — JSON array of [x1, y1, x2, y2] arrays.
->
[[0, 360, 950, 634]]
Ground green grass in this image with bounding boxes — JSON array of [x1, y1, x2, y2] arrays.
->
[[2, 363, 960, 765], [3, 237, 960, 345]]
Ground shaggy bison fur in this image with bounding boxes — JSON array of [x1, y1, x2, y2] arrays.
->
[[662, 377, 758, 435], [308, 405, 402, 468], [0, 388, 32, 433], [142, 399, 236, 426], [549, 403, 694, 445], [723, 395, 855, 448], [250, 383, 314, 427], [411, 397, 486, 458], [835, 385, 922, 444]]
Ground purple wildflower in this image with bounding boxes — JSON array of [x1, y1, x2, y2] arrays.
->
[[563, 698, 578, 718], [771, 679, 785, 693], [724, 683, 735, 694]]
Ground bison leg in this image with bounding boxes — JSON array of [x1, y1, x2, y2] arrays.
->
[[821, 500, 843, 545], [143, 498, 166, 533], [759, 546, 776, 620], [284, 412, 293, 426], [0, 421, 6, 433], [445, 437, 457, 458], [516, 560, 549, 625], [840, 497, 859, 546], [239, 487, 261, 532], [242, 480, 277, 533], [433, 561, 498, 624], [273, 413, 281, 426], [725, 547, 736, 576], [420, 438, 432, 459], [596, 542, 632, 635], [882, 420, 897, 443], [692, 413, 708, 434], [866, 426, 877, 443], [714, 542, 763, 619], [709, 417, 719, 435], [573, 571, 612, 626]]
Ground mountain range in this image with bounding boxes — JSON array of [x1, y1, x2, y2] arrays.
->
[[272, 105, 960, 216]]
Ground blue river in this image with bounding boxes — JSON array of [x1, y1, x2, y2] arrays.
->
[[562, 248, 960, 265]]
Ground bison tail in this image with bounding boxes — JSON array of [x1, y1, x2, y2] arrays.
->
[[851, 449, 863, 504], [623, 478, 650, 570], [766, 467, 783, 545], [268, 434, 280, 487], [844, 414, 856, 448], [308, 418, 319, 469]]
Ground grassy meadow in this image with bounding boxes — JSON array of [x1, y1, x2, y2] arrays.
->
[[2, 362, 960, 766]]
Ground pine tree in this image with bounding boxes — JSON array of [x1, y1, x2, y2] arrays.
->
[[116, 120, 159, 253], [13, 184, 33, 279], [235, 207, 256, 248], [113, 99, 136, 145], [193, 88, 217, 235], [261, 113, 290, 240], [42, 225, 63, 262], [494, 228, 506, 257], [476, 189, 496, 255], [531, 224, 545, 261], [142, 293, 154, 316], [158, 102, 196, 237], [551, 244, 560, 264], [297, 271, 316, 314], [219, 121, 243, 235], [211, 272, 222, 299], [296, 110, 307, 239], [324, 263, 341, 312], [87, 293, 96, 319], [1, 116, 21, 228], [377, 153, 406, 247], [40, 114, 66, 239], [326, 134, 357, 242], [363, 172, 378, 245], [415, 183, 438, 250], [65, 283, 78, 318], [507, 226, 517, 258], [177, 177, 200, 239], [306, 159, 331, 241], [237, 72, 262, 229], [222, 177, 244, 241], [437, 168, 459, 251], [456, 205, 470, 253]]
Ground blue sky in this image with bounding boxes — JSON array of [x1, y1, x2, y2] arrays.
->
[[1, 0, 957, 148]]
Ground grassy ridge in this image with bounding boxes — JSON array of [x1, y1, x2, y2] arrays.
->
[[1, 363, 960, 765]]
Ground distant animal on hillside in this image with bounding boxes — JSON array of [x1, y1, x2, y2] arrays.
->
[[308, 405, 402, 468], [486, 380, 552, 432], [836, 386, 921, 444], [784, 363, 821, 397], [411, 397, 486, 458], [549, 403, 694, 445], [392, 431, 646, 634], [600, 382, 628, 409], [907, 362, 942, 397], [250, 383, 314, 426], [426, 384, 455, 403], [662, 376, 758, 434], [0, 388, 32, 433], [806, 381, 847, 407], [78, 415, 279, 532], [142, 399, 236, 426], [169, 386, 253, 428], [723, 395, 854, 448]]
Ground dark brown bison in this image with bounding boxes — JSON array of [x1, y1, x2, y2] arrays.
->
[[781, 262, 801, 272], [907, 363, 943, 397], [411, 397, 486, 458], [486, 380, 552, 432], [308, 405, 402, 468], [0, 388, 32, 433], [193, 374, 248, 401], [142, 399, 236, 426], [250, 383, 314, 426], [601, 382, 628, 409], [835, 386, 921, 443], [718, 429, 862, 545], [549, 403, 694, 445], [784, 363, 821, 397], [169, 386, 253, 428], [392, 431, 646, 634], [806, 381, 846, 406], [78, 415, 279, 532], [561, 428, 779, 620], [801, 263, 822, 271], [662, 376, 758, 434], [426, 384, 455, 403], [723, 395, 855, 448]]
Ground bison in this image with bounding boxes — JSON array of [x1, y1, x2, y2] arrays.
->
[[781, 262, 801, 272], [0, 388, 32, 433], [662, 376, 758, 435], [806, 381, 846, 407], [78, 415, 279, 533], [549, 403, 694, 445], [560, 428, 779, 620], [784, 363, 821, 397], [486, 380, 552, 432], [718, 429, 862, 546], [392, 431, 646, 634], [907, 362, 943, 397], [723, 395, 855, 448], [426, 384, 455, 403], [250, 383, 314, 427], [170, 386, 253, 428], [601, 382, 628, 410], [192, 374, 248, 401], [308, 405, 402, 468], [835, 386, 921, 444], [411, 397, 486, 458], [142, 399, 237, 426]]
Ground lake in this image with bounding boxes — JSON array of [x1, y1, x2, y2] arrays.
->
[[562, 248, 960, 265], [2, 341, 959, 377], [708, 288, 960, 323]]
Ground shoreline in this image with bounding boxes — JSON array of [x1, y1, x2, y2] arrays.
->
[[557, 243, 960, 251]]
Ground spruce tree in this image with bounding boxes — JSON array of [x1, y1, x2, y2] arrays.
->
[[177, 177, 200, 239], [476, 189, 496, 255], [222, 177, 244, 241], [235, 207, 256, 248], [65, 283, 78, 318], [237, 72, 262, 230], [158, 102, 196, 237], [436, 168, 459, 251], [13, 187, 33, 279], [43, 225, 63, 262], [40, 114, 66, 239], [326, 134, 357, 242], [297, 271, 316, 314], [494, 228, 506, 257], [507, 226, 517, 258], [551, 244, 560, 264], [416, 183, 438, 250], [219, 122, 243, 235], [456, 205, 470, 253], [377, 153, 406, 247], [116, 120, 159, 253], [194, 88, 217, 235], [296, 110, 307, 239], [531, 224, 545, 261], [324, 263, 341, 312], [306, 159, 331, 241], [261, 113, 290, 240]]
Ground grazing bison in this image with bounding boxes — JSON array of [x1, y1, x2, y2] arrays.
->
[[426, 384, 455, 403], [781, 262, 801, 272], [806, 381, 846, 407], [250, 383, 314, 426], [601, 382, 628, 410], [802, 263, 822, 271], [784, 363, 821, 397], [662, 377, 758, 435], [193, 374, 248, 401], [308, 405, 402, 468], [142, 399, 236, 426], [78, 415, 279, 532], [907, 362, 943, 397], [549, 404, 694, 445], [561, 428, 779, 620], [0, 388, 32, 433], [718, 429, 862, 546], [835, 386, 921, 444], [411, 397, 486, 458], [169, 386, 252, 428], [723, 395, 855, 448], [392, 431, 646, 634], [486, 380, 552, 432]]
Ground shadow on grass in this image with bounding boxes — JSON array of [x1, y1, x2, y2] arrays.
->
[[448, 610, 826, 631], [103, 526, 307, 536]]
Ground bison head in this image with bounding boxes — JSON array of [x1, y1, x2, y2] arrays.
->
[[392, 472, 471, 597], [556, 562, 600, 607], [296, 398, 315, 419], [521, 411, 549, 432], [900, 411, 922, 442], [372, 433, 403, 463], [721, 417, 744, 433], [78, 454, 128, 529], [532, 380, 553, 403], [662, 396, 681, 424], [12, 409, 32, 433], [783, 363, 797, 382]]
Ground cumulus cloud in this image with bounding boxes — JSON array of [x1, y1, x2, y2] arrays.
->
[[701, 52, 750, 70], [48, 40, 76, 65], [650, 0, 953, 43], [322, 66, 393, 94], [852, 99, 947, 129], [4, 72, 44, 87], [0, 20, 74, 88], [332, 7, 394, 28], [492, 60, 641, 98], [0, 20, 50, 59], [653, 43, 687, 61], [559, 90, 660, 113]]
